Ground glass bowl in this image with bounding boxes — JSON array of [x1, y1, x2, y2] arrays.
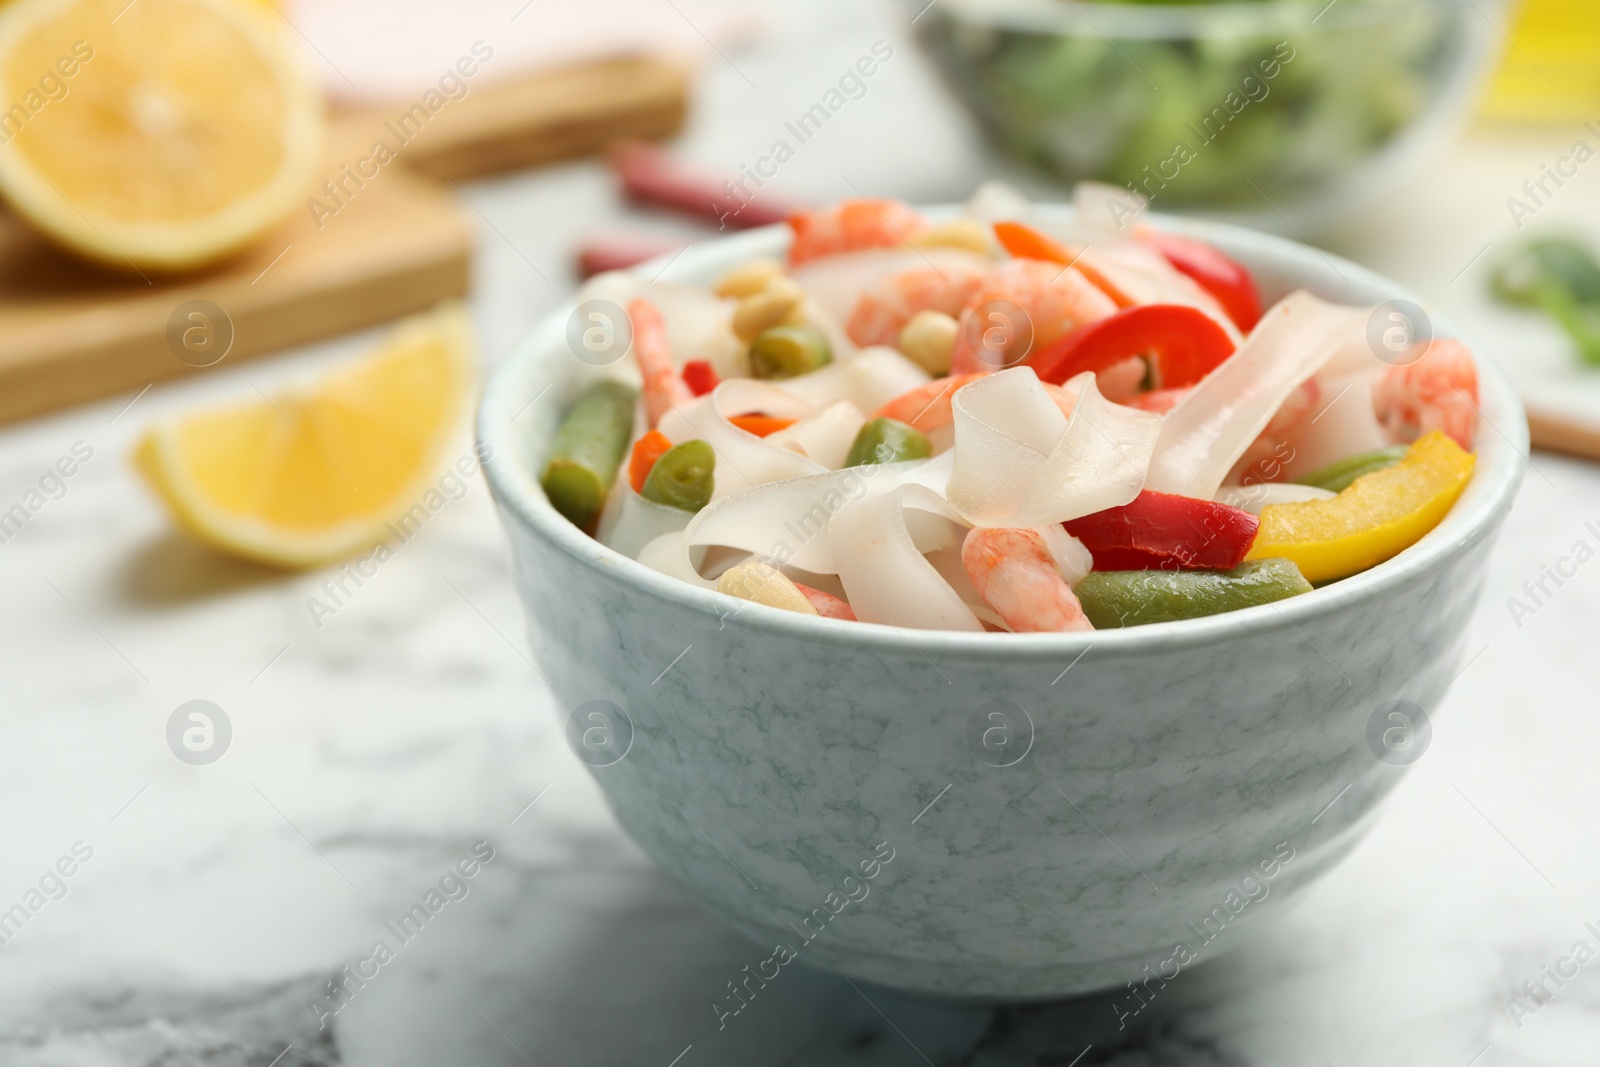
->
[[910, 0, 1505, 229]]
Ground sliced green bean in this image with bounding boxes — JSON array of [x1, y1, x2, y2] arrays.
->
[[540, 381, 638, 531], [1074, 559, 1312, 629], [641, 439, 715, 513], [749, 325, 831, 380], [1293, 446, 1408, 494], [845, 418, 932, 467]]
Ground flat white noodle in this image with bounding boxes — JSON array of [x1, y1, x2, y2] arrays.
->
[[829, 483, 981, 632], [599, 490, 694, 560], [1072, 181, 1147, 234], [966, 180, 1032, 223], [1037, 524, 1094, 585], [804, 297, 859, 363], [658, 379, 824, 501], [637, 531, 715, 589], [1281, 369, 1392, 481], [775, 346, 932, 414], [790, 247, 992, 324], [1146, 291, 1371, 500], [946, 369, 1159, 528], [1215, 483, 1336, 515], [765, 401, 867, 470], [684, 459, 945, 576]]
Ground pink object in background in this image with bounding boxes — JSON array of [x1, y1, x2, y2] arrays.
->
[[282, 0, 767, 104]]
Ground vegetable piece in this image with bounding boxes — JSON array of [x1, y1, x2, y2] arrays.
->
[[1293, 445, 1409, 494], [681, 359, 720, 396], [729, 413, 796, 438], [749, 324, 832, 379], [993, 219, 1074, 265], [732, 277, 805, 342], [1074, 559, 1313, 629], [1063, 490, 1258, 571], [715, 258, 785, 299], [845, 417, 933, 466], [795, 582, 857, 620], [611, 140, 796, 229], [1493, 238, 1600, 365], [628, 429, 674, 493], [640, 440, 716, 513], [540, 381, 639, 532], [629, 297, 693, 427], [897, 309, 959, 375], [1137, 231, 1263, 331], [1245, 431, 1474, 582], [1027, 304, 1235, 390], [717, 560, 819, 615]]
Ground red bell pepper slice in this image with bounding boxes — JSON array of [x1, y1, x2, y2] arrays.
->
[[1138, 231, 1263, 332], [1027, 304, 1234, 390], [681, 359, 720, 397], [1064, 490, 1259, 571]]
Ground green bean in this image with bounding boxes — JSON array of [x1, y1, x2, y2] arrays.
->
[[540, 381, 637, 531], [641, 439, 715, 513], [845, 418, 932, 467], [749, 325, 831, 380], [1293, 446, 1408, 494], [1074, 559, 1312, 629]]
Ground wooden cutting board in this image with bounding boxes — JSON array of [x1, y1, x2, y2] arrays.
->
[[0, 55, 687, 426]]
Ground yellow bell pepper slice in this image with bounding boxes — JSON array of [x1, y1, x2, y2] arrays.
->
[[1245, 431, 1475, 583]]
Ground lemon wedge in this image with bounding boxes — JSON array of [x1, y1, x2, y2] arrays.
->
[[0, 0, 322, 270], [135, 304, 474, 567]]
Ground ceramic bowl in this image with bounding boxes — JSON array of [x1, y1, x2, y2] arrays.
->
[[478, 209, 1526, 1000]]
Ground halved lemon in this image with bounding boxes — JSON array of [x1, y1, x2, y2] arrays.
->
[[0, 0, 322, 270], [135, 303, 474, 568]]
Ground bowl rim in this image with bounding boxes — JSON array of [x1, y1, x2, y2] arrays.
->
[[478, 206, 1527, 659], [916, 0, 1488, 37]]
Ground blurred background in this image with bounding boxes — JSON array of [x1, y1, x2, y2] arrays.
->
[[3, 0, 1600, 1063]]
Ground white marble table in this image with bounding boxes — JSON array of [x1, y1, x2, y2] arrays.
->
[[4, 1, 1600, 1063]]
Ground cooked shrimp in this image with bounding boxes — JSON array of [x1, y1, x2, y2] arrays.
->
[[1127, 386, 1191, 414], [949, 260, 1119, 374], [1373, 338, 1479, 450], [1229, 377, 1321, 485], [961, 527, 1093, 633], [846, 262, 986, 347], [629, 298, 693, 427], [872, 372, 988, 435], [787, 199, 931, 266], [1096, 356, 1147, 404], [795, 582, 857, 620]]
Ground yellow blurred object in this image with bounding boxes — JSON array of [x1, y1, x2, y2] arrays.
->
[[0, 0, 322, 271], [134, 304, 474, 568], [1483, 0, 1600, 122]]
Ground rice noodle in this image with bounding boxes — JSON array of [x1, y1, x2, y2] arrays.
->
[[774, 346, 932, 414], [829, 483, 979, 632], [1146, 291, 1371, 500], [658, 379, 824, 501], [946, 369, 1159, 528]]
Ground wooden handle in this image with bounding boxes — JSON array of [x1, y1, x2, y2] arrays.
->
[[1526, 402, 1600, 461]]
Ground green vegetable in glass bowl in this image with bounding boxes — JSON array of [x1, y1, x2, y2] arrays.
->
[[912, 0, 1499, 214]]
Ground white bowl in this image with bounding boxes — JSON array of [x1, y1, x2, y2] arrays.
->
[[478, 208, 1525, 999]]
